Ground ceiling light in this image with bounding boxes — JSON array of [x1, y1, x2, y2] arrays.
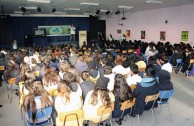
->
[[95, 9, 100, 15], [118, 5, 133, 9], [80, 2, 99, 6], [83, 12, 94, 15], [52, 8, 56, 12], [14, 11, 23, 14], [68, 8, 81, 11], [19, 6, 37, 10], [27, 0, 51, 4], [37, 7, 41, 12], [146, 0, 163, 4]]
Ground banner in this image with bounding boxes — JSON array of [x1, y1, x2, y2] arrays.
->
[[38, 25, 71, 36], [160, 31, 166, 41], [181, 31, 189, 41], [141, 31, 145, 39], [117, 30, 122, 34], [79, 31, 87, 47], [126, 30, 130, 37]]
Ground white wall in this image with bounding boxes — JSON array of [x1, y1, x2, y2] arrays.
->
[[106, 4, 194, 45]]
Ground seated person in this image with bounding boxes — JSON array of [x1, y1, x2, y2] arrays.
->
[[104, 66, 115, 91], [126, 64, 142, 86], [148, 56, 161, 79], [80, 71, 95, 101], [132, 66, 159, 116], [158, 70, 173, 91], [23, 81, 53, 125], [55, 81, 82, 126], [112, 74, 133, 124], [83, 77, 115, 124], [161, 55, 172, 73]]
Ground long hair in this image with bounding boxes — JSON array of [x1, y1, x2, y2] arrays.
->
[[42, 66, 60, 87], [57, 81, 71, 104], [20, 62, 30, 81], [24, 81, 52, 124], [113, 74, 133, 102], [89, 88, 111, 106], [115, 53, 124, 65]]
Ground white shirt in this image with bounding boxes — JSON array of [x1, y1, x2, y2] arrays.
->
[[112, 65, 130, 75], [13, 43, 17, 49], [104, 73, 115, 91], [161, 63, 172, 73], [55, 92, 82, 113], [126, 74, 142, 86], [70, 26, 75, 34]]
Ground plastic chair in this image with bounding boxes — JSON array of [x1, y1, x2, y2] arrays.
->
[[97, 102, 114, 126], [130, 84, 136, 92], [7, 77, 16, 104], [172, 59, 182, 76], [26, 106, 53, 126], [118, 98, 136, 126], [0, 66, 5, 71], [137, 93, 159, 126], [178, 59, 194, 76], [158, 89, 174, 114], [48, 88, 59, 97], [57, 109, 83, 126]]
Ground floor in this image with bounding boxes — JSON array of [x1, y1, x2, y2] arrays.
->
[[0, 74, 194, 126]]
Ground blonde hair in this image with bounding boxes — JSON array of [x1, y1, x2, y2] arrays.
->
[[57, 81, 71, 104]]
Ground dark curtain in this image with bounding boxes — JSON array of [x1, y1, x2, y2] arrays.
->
[[11, 17, 89, 46]]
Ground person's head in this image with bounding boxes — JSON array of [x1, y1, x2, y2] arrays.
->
[[148, 56, 157, 65], [88, 61, 97, 70], [81, 71, 89, 81], [60, 61, 70, 72], [25, 70, 36, 83], [161, 55, 168, 64], [57, 80, 71, 103], [89, 77, 111, 106], [145, 65, 155, 77], [42, 66, 60, 87], [115, 53, 124, 65], [159, 70, 171, 83], [68, 66, 80, 83], [43, 58, 51, 67], [103, 65, 112, 75], [63, 72, 76, 83], [113, 74, 133, 102], [130, 64, 139, 75]]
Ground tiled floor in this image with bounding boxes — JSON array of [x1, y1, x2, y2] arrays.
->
[[0, 74, 194, 126]]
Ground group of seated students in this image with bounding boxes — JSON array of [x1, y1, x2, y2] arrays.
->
[[0, 39, 193, 126]]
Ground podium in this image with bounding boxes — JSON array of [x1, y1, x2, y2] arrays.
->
[[79, 31, 87, 47]]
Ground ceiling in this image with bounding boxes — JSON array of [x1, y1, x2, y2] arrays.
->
[[1, 0, 194, 16]]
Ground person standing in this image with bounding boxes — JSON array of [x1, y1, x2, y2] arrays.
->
[[70, 24, 76, 43], [12, 39, 18, 50]]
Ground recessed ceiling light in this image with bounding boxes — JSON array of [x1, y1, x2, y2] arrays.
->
[[146, 0, 163, 4], [80, 2, 99, 6], [27, 0, 51, 4], [118, 5, 133, 9]]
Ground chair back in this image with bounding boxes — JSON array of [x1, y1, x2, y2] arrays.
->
[[176, 59, 182, 64], [0, 66, 5, 71], [8, 78, 16, 85], [97, 102, 114, 116], [48, 89, 58, 97], [190, 59, 194, 64], [34, 71, 40, 77], [159, 89, 174, 99], [58, 109, 83, 125], [130, 84, 136, 91], [145, 93, 159, 103], [120, 98, 135, 111]]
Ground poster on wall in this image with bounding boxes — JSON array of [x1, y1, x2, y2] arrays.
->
[[141, 31, 146, 39], [126, 30, 130, 37], [117, 30, 122, 34], [181, 31, 189, 41], [160, 31, 166, 41]]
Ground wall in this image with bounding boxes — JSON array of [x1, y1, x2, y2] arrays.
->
[[106, 4, 194, 45], [11, 17, 89, 46]]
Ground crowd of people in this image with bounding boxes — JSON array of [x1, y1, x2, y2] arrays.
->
[[0, 39, 193, 126]]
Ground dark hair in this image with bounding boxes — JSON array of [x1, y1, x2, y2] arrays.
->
[[145, 65, 155, 77], [103, 65, 112, 75], [130, 64, 139, 74], [63, 72, 76, 83], [113, 74, 133, 102], [148, 56, 157, 65]]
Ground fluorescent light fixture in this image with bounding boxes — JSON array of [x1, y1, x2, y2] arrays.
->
[[118, 5, 133, 9], [80, 2, 99, 6], [146, 0, 163, 4], [55, 12, 67, 14], [27, 0, 51, 4], [14, 11, 23, 14], [19, 6, 37, 10], [83, 12, 94, 15], [100, 9, 112, 12], [68, 8, 81, 11]]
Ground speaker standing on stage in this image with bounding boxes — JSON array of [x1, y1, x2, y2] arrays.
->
[[70, 24, 75, 43], [12, 39, 18, 50]]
